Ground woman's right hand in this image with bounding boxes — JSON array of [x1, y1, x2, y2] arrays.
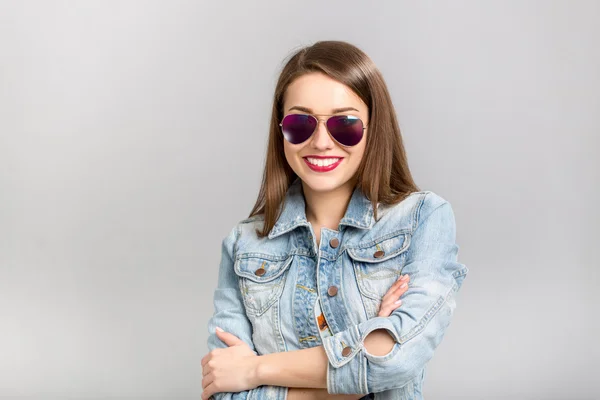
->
[[377, 274, 410, 317]]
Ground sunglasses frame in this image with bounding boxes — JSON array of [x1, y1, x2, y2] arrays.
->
[[278, 113, 368, 147]]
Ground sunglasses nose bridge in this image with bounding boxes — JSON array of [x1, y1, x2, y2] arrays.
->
[[310, 116, 335, 143]]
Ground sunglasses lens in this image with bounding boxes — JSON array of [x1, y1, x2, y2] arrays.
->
[[281, 114, 316, 144], [327, 115, 364, 146]]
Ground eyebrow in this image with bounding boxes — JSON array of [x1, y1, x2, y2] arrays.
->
[[287, 106, 360, 114]]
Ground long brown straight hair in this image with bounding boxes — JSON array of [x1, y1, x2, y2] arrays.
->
[[248, 40, 420, 238]]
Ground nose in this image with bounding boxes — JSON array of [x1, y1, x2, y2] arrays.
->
[[309, 118, 335, 150]]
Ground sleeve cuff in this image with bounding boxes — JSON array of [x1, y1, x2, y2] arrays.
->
[[210, 385, 288, 400], [248, 385, 288, 400], [322, 317, 398, 394]]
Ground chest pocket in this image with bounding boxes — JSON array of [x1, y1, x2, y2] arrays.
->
[[347, 232, 411, 318], [234, 254, 294, 317]]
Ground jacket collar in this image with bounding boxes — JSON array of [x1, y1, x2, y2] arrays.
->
[[268, 177, 375, 239]]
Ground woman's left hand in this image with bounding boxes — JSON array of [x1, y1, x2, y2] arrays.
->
[[201, 328, 260, 400]]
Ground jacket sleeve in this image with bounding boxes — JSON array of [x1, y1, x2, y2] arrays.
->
[[321, 196, 469, 394], [206, 225, 289, 400]]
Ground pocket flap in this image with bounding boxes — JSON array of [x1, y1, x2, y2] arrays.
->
[[234, 254, 294, 283], [347, 233, 410, 263]]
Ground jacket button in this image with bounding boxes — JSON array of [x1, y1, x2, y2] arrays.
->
[[327, 286, 338, 296], [254, 268, 266, 276], [329, 238, 339, 248], [341, 346, 352, 357], [373, 250, 385, 258]]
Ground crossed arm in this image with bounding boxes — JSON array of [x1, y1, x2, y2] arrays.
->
[[203, 276, 410, 400], [257, 328, 399, 399], [205, 200, 468, 400]]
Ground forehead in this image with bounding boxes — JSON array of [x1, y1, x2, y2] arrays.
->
[[283, 72, 366, 114]]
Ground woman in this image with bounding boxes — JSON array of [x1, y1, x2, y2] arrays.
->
[[201, 40, 468, 400]]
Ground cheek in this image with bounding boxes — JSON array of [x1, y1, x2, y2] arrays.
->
[[283, 142, 301, 168], [283, 142, 293, 163], [348, 146, 366, 168]]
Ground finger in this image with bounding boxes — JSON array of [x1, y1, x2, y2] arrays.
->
[[216, 328, 244, 347], [379, 296, 401, 314], [382, 282, 406, 304], [393, 281, 409, 295], [378, 305, 394, 317], [378, 300, 402, 317], [377, 300, 393, 317], [377, 307, 390, 317], [202, 371, 214, 390], [202, 363, 211, 377], [201, 354, 211, 367], [202, 383, 217, 400], [387, 275, 409, 293], [380, 294, 404, 312], [382, 277, 404, 301]]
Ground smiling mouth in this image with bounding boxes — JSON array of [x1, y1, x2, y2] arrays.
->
[[304, 157, 342, 167], [303, 157, 343, 172]]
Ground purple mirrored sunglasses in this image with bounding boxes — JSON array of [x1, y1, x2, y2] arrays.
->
[[279, 113, 367, 147]]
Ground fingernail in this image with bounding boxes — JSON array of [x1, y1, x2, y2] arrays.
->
[[216, 326, 224, 332], [401, 275, 409, 280], [400, 283, 407, 289], [394, 299, 402, 305]]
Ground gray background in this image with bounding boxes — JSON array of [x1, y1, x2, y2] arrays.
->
[[1, 1, 598, 399]]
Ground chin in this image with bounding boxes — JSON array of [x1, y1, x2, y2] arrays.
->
[[299, 174, 347, 193]]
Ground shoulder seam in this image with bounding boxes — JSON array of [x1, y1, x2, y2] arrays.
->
[[233, 223, 242, 259], [413, 192, 450, 232]]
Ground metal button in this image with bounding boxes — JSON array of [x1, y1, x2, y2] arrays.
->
[[254, 268, 266, 276], [373, 250, 385, 258], [329, 237, 339, 248], [342, 346, 352, 357], [327, 286, 338, 296]]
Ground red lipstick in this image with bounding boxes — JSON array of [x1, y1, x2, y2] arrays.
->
[[303, 156, 343, 172]]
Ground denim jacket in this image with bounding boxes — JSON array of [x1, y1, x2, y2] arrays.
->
[[206, 177, 468, 400]]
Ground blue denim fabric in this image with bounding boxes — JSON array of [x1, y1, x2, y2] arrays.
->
[[206, 177, 468, 400]]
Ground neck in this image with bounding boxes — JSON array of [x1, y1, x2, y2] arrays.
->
[[302, 179, 356, 232]]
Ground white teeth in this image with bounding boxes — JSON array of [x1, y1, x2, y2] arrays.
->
[[306, 157, 340, 167]]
